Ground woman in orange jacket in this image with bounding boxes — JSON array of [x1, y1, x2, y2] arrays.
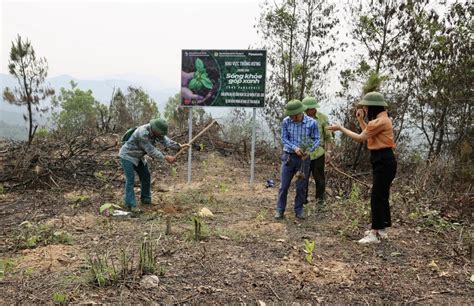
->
[[327, 92, 397, 244]]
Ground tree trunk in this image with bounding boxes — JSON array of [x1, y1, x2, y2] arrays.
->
[[299, 1, 314, 100], [395, 91, 411, 143], [286, 2, 297, 101], [27, 102, 35, 147], [434, 105, 448, 157]]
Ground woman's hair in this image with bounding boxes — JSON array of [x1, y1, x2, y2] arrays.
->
[[367, 106, 386, 120]]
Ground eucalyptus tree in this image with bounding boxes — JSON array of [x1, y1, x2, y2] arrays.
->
[[164, 93, 209, 133], [110, 87, 160, 131], [334, 0, 411, 168], [124, 86, 159, 127], [110, 89, 131, 132], [256, 0, 338, 142], [52, 81, 98, 133], [394, 1, 472, 159], [337, 0, 472, 162]]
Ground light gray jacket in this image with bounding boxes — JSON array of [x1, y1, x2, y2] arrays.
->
[[119, 123, 180, 166]]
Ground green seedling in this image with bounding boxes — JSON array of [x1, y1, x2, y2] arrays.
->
[[15, 221, 73, 249], [159, 266, 167, 276], [171, 167, 177, 177], [418, 209, 457, 232], [65, 193, 90, 204], [296, 137, 313, 181], [218, 182, 228, 193], [87, 252, 118, 287], [304, 202, 314, 217], [188, 58, 213, 91], [120, 248, 132, 280], [52, 292, 68, 304], [94, 171, 107, 182], [349, 183, 361, 202], [255, 210, 267, 222], [0, 258, 15, 280], [193, 216, 202, 241], [190, 216, 210, 241], [139, 238, 156, 274], [25, 235, 40, 248], [23, 267, 34, 277], [85, 248, 137, 287], [53, 230, 73, 244], [304, 239, 316, 264]]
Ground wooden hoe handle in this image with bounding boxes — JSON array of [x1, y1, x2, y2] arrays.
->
[[173, 120, 217, 159]]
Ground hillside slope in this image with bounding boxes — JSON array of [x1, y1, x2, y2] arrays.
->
[[0, 148, 472, 303]]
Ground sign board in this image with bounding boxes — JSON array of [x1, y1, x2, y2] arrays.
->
[[181, 50, 266, 107]]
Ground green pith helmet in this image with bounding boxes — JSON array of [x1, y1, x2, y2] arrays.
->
[[358, 91, 388, 107], [150, 118, 168, 135], [284, 99, 306, 116], [302, 96, 319, 109]]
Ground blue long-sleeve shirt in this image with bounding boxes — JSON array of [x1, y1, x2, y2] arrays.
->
[[119, 123, 180, 166], [281, 114, 320, 154]]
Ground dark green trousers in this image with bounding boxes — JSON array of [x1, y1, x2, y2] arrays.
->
[[304, 154, 326, 204]]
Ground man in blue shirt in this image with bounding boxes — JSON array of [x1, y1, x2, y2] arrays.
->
[[276, 100, 320, 220]]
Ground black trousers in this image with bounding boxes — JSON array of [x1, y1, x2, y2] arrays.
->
[[370, 148, 397, 230], [304, 154, 326, 203]]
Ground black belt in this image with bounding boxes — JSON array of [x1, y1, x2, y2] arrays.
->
[[284, 151, 298, 155]]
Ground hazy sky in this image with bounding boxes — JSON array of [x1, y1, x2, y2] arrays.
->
[[1, 0, 262, 86]]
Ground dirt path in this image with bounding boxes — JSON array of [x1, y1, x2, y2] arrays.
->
[[0, 152, 472, 303]]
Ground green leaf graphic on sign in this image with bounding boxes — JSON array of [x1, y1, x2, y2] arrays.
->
[[202, 77, 213, 89], [195, 58, 204, 72], [188, 79, 200, 90], [188, 59, 213, 92]]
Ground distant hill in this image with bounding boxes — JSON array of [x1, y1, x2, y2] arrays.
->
[[0, 73, 179, 139], [0, 73, 178, 114], [0, 120, 28, 141], [47, 74, 178, 105]]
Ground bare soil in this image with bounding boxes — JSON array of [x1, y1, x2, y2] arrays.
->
[[1, 151, 472, 304]]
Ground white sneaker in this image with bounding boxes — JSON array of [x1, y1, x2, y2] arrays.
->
[[364, 229, 388, 239], [358, 232, 380, 244]]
